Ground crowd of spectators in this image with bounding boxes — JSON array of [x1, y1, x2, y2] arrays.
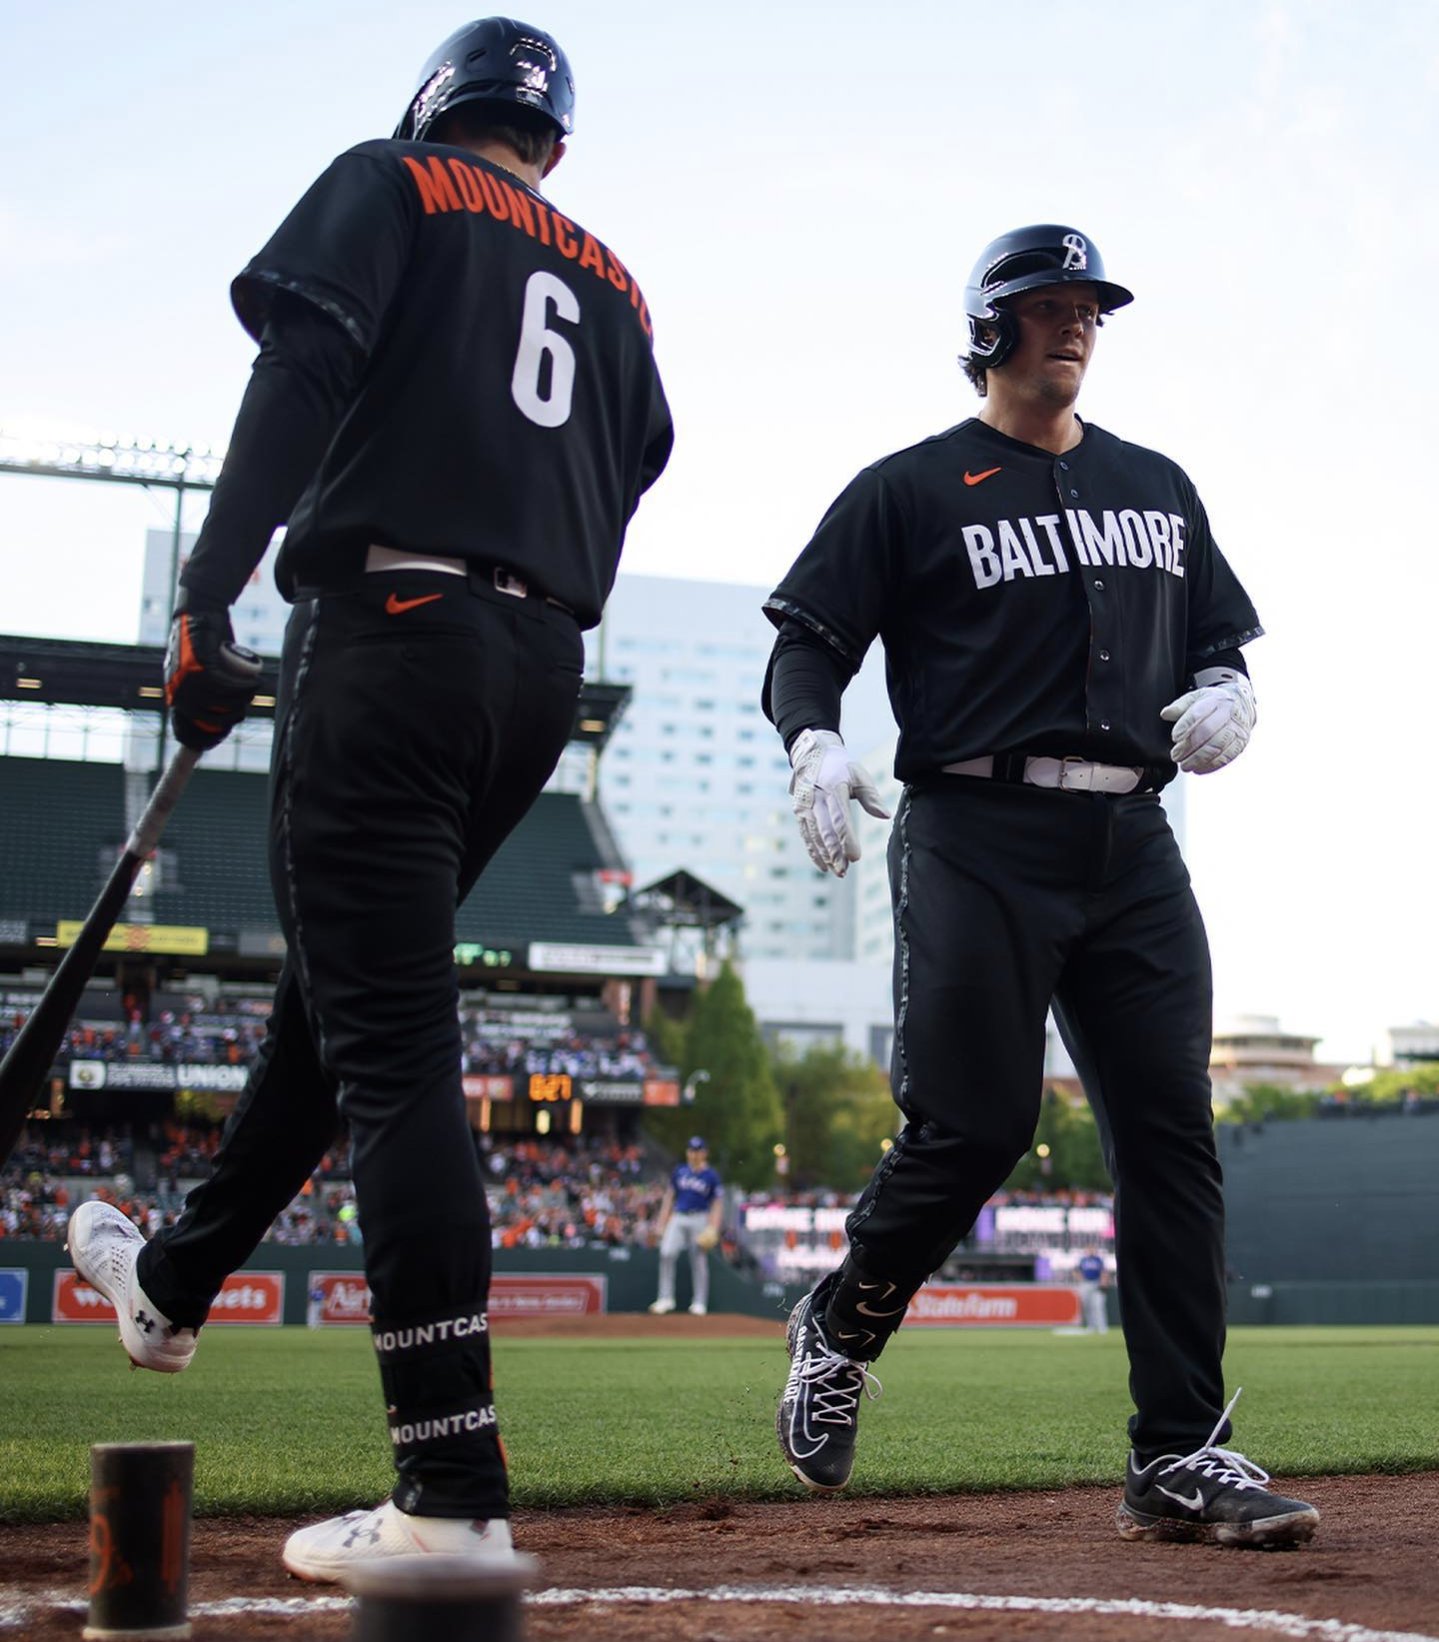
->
[[5, 994, 670, 1085], [461, 1013, 660, 1081], [480, 1136, 663, 1249], [1, 1124, 666, 1252], [1, 1000, 271, 1068]]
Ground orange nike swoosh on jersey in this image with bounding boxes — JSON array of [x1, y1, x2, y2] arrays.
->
[[384, 592, 446, 615], [963, 467, 1002, 486]]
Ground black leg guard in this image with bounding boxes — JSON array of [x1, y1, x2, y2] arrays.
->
[[819, 1252, 926, 1361]]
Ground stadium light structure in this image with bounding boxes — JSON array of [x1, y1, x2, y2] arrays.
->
[[0, 429, 223, 491]]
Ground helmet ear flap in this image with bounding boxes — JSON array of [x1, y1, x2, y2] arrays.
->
[[966, 307, 1018, 371]]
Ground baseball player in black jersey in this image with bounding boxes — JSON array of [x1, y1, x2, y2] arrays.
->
[[764, 225, 1318, 1549], [67, 18, 671, 1581]]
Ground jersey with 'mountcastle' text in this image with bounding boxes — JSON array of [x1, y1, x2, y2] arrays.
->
[[764, 418, 1261, 780], [232, 139, 673, 627]]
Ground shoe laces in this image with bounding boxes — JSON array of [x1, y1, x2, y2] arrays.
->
[[791, 1342, 882, 1428], [1158, 1387, 1271, 1493]]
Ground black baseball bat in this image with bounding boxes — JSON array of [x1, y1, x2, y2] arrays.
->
[[0, 745, 203, 1168]]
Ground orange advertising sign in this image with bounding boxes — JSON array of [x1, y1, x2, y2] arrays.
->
[[905, 1284, 1082, 1328]]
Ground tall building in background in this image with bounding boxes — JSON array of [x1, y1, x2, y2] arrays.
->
[[135, 547, 899, 958], [133, 529, 284, 775], [139, 529, 286, 654], [586, 574, 892, 961]]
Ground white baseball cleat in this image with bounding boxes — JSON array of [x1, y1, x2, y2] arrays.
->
[[688, 1302, 707, 1316], [282, 1501, 515, 1583], [66, 1201, 198, 1373], [647, 1298, 675, 1314]]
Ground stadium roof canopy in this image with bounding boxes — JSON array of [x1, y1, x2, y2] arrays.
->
[[0, 635, 630, 749], [629, 869, 744, 930]]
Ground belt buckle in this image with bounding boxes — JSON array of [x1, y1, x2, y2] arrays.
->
[[494, 568, 527, 599], [1057, 756, 1093, 793]]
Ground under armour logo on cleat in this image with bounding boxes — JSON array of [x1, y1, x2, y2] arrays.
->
[[134, 1310, 157, 1334]]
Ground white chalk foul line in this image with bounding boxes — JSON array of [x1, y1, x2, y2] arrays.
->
[[529, 1585, 1439, 1642], [0, 1592, 352, 1627], [4, 1584, 1435, 1642]]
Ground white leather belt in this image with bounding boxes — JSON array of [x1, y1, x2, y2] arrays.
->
[[365, 544, 466, 575], [942, 754, 1146, 795], [363, 543, 572, 614]]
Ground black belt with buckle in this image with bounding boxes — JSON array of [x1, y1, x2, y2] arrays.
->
[[473, 564, 574, 617]]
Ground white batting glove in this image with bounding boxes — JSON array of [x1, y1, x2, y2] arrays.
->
[[788, 728, 890, 877], [1161, 667, 1257, 774]]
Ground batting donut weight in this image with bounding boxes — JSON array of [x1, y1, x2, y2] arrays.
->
[[343, 1552, 539, 1642], [85, 1441, 194, 1640]]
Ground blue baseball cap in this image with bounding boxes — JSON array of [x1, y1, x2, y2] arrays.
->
[[687, 1135, 706, 1150]]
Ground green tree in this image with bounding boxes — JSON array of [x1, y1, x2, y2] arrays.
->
[[1003, 1088, 1112, 1193], [648, 961, 784, 1190], [771, 1041, 896, 1191], [1217, 1082, 1325, 1124], [1334, 1063, 1439, 1104], [639, 1002, 691, 1158]]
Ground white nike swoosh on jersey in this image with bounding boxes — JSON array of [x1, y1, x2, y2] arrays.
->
[[1156, 1485, 1205, 1512]]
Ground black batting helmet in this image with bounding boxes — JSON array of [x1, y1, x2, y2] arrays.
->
[[963, 225, 1133, 371], [394, 17, 575, 143]]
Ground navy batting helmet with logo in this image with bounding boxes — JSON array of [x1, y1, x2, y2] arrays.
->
[[963, 225, 1133, 371], [394, 17, 576, 143]]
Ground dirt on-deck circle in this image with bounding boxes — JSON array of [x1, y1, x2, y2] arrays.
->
[[3, 1314, 1435, 1642]]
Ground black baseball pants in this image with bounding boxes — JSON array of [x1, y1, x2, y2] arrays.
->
[[137, 570, 584, 1518], [840, 774, 1227, 1460]]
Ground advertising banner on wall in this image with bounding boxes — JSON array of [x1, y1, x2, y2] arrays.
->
[[306, 1272, 373, 1326], [0, 1270, 28, 1324], [54, 1270, 285, 1325], [905, 1284, 1082, 1328], [300, 1272, 608, 1325], [490, 1274, 606, 1318]]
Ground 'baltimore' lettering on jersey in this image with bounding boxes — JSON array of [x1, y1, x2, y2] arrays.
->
[[964, 508, 1188, 589], [763, 417, 1261, 776], [401, 153, 653, 337]]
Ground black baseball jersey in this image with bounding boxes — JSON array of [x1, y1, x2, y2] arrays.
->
[[764, 418, 1261, 780], [231, 139, 673, 627]]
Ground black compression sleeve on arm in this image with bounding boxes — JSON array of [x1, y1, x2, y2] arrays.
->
[[178, 293, 365, 607], [766, 620, 856, 751], [1198, 647, 1249, 679]]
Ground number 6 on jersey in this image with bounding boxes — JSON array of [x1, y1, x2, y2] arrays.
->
[[511, 270, 579, 427]]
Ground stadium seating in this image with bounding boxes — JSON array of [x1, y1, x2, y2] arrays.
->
[[0, 756, 126, 923], [0, 754, 648, 956], [458, 791, 645, 948], [148, 767, 274, 929]]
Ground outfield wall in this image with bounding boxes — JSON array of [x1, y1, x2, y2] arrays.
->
[[1217, 1111, 1439, 1284], [0, 1242, 798, 1327], [5, 1241, 1439, 1327]]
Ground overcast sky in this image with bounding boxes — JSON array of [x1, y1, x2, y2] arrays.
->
[[2, 1, 1436, 1064]]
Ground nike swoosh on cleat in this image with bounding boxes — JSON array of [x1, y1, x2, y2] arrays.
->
[[385, 592, 445, 615], [1156, 1485, 1205, 1511]]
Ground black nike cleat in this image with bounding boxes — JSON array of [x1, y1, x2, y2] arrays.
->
[[1116, 1390, 1319, 1548], [776, 1283, 881, 1492]]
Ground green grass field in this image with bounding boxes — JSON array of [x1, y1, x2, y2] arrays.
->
[[2, 1325, 1435, 1524]]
